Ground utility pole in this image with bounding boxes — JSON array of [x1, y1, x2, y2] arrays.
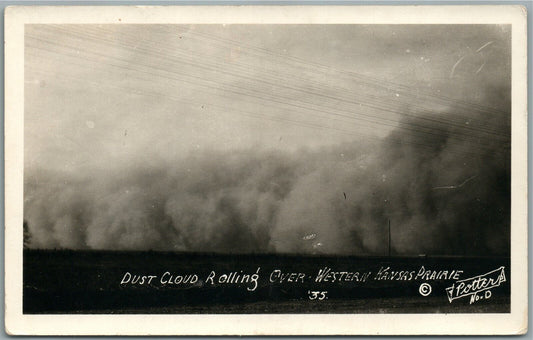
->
[[388, 219, 391, 257]]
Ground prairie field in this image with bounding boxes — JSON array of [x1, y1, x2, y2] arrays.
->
[[23, 249, 510, 314]]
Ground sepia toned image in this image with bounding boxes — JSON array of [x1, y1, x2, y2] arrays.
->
[[5, 6, 527, 335]]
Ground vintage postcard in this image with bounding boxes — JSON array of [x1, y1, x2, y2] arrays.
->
[[4, 5, 528, 335]]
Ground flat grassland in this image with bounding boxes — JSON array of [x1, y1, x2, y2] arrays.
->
[[23, 250, 510, 314]]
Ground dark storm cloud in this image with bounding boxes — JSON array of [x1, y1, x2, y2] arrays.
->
[[24, 102, 510, 255], [23, 24, 511, 255]]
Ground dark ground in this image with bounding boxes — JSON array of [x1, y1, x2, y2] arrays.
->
[[23, 249, 510, 314]]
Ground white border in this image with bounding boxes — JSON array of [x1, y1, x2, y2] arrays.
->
[[4, 5, 528, 335]]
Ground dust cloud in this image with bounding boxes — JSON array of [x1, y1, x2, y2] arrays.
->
[[24, 104, 510, 256]]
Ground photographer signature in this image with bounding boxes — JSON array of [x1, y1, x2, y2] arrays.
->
[[445, 266, 506, 304]]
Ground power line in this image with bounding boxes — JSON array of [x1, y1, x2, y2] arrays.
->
[[80, 24, 510, 138], [166, 24, 509, 117], [29, 26, 511, 144], [25, 28, 510, 157]]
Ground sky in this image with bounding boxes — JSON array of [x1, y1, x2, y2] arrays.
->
[[24, 24, 512, 254], [25, 24, 510, 172]]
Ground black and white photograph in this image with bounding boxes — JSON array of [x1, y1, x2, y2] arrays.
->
[[4, 5, 528, 335]]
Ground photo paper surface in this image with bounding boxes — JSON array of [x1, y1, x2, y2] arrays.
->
[[4, 5, 528, 335]]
